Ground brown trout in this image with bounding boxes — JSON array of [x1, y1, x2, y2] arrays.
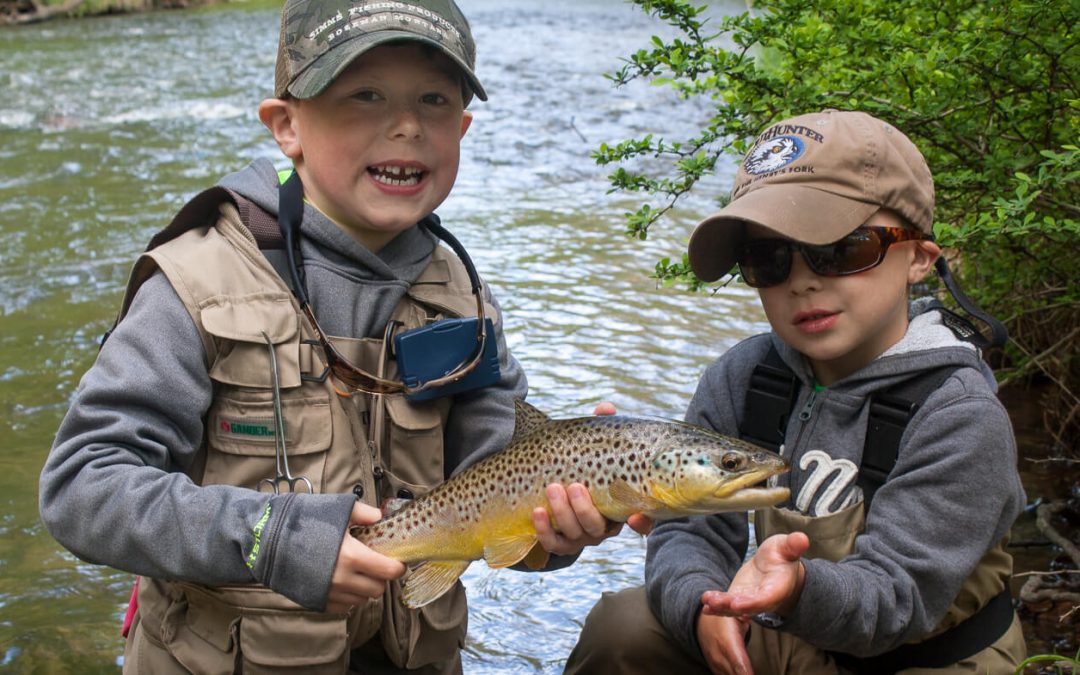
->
[[351, 400, 789, 608]]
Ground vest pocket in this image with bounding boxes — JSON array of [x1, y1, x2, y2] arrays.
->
[[238, 610, 350, 673], [383, 395, 446, 494], [205, 392, 332, 492], [154, 582, 352, 674]]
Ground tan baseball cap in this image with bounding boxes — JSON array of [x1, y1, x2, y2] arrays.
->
[[274, 0, 486, 103], [687, 109, 934, 282]]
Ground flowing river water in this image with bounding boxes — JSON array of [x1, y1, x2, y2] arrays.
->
[[0, 1, 1063, 672]]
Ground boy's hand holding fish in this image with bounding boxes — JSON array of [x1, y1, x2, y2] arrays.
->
[[327, 502, 407, 614], [533, 402, 655, 555]]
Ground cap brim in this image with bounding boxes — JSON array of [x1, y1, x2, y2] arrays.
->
[[287, 31, 487, 102], [687, 186, 880, 282]]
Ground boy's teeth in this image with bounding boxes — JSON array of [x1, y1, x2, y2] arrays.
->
[[370, 165, 422, 186]]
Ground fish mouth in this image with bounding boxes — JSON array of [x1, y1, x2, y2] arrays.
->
[[710, 485, 791, 510], [712, 463, 789, 499]]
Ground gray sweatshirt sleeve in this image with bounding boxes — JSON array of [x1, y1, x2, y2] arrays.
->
[[443, 287, 529, 477], [781, 371, 1025, 655], [38, 272, 355, 611], [643, 349, 756, 657]]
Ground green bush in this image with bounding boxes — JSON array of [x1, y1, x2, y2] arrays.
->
[[599, 0, 1079, 446]]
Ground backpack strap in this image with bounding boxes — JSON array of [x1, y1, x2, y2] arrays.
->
[[740, 345, 801, 453], [858, 365, 958, 508], [103, 187, 283, 347]]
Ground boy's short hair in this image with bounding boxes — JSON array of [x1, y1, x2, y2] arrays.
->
[[274, 0, 486, 103], [687, 109, 934, 282]]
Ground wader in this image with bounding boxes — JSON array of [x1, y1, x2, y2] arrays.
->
[[117, 192, 496, 673], [566, 507, 1025, 675]]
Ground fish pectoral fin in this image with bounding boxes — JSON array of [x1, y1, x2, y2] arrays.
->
[[522, 542, 550, 570], [608, 479, 666, 513], [402, 560, 471, 609], [645, 480, 694, 512], [483, 532, 538, 569]]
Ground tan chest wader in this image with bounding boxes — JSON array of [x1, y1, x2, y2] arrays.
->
[[742, 346, 1025, 674], [118, 189, 496, 674]]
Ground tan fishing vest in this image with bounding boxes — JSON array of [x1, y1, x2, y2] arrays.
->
[[120, 198, 496, 673]]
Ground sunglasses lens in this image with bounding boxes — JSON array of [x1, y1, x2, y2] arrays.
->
[[803, 228, 885, 276], [737, 239, 792, 288]]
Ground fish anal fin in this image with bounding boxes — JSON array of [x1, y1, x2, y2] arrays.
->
[[510, 399, 551, 445], [402, 560, 471, 609], [609, 479, 666, 513], [483, 532, 538, 569], [522, 542, 550, 570]]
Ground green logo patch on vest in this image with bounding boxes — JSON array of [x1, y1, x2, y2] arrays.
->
[[218, 416, 277, 440]]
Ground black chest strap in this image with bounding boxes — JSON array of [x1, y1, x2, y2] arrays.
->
[[859, 364, 957, 506], [740, 346, 801, 453]]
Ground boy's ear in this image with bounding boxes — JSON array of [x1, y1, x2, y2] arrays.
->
[[460, 110, 473, 139], [908, 240, 942, 285], [258, 98, 303, 161]]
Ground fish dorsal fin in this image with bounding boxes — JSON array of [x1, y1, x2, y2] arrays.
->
[[510, 399, 551, 445], [609, 479, 666, 513], [483, 531, 539, 569], [402, 560, 471, 609]]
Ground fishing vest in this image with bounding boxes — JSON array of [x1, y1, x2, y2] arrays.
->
[[742, 348, 1020, 672], [118, 189, 495, 673]]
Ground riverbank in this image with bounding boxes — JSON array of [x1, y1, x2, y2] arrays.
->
[[0, 0, 224, 25]]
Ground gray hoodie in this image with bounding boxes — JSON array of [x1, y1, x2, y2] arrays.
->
[[38, 159, 529, 611], [645, 303, 1025, 658]]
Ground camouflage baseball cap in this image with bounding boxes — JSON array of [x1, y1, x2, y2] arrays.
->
[[687, 109, 935, 282], [274, 0, 487, 103]]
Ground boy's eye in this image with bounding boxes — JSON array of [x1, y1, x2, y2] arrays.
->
[[420, 92, 449, 106], [351, 90, 382, 103]]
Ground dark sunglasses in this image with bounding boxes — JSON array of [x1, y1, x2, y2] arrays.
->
[[735, 225, 929, 289], [279, 172, 487, 396]]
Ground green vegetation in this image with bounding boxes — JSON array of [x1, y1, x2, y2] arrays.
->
[[1015, 649, 1080, 674], [597, 0, 1079, 447]]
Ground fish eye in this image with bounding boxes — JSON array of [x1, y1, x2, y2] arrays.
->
[[721, 453, 743, 471]]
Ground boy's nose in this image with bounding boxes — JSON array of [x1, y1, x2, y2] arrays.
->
[[388, 104, 423, 140], [787, 252, 822, 293]]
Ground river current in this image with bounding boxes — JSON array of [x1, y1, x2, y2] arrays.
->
[[0, 1, 759, 671]]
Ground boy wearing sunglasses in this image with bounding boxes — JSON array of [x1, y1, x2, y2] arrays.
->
[[39, 1, 626, 672], [567, 110, 1026, 673]]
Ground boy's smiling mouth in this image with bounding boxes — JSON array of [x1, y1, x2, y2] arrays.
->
[[368, 164, 425, 187]]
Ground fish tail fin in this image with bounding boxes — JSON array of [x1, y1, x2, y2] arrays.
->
[[402, 560, 471, 609]]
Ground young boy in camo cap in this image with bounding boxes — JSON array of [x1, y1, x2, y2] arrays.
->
[[567, 109, 1027, 674], [40, 1, 628, 672]]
